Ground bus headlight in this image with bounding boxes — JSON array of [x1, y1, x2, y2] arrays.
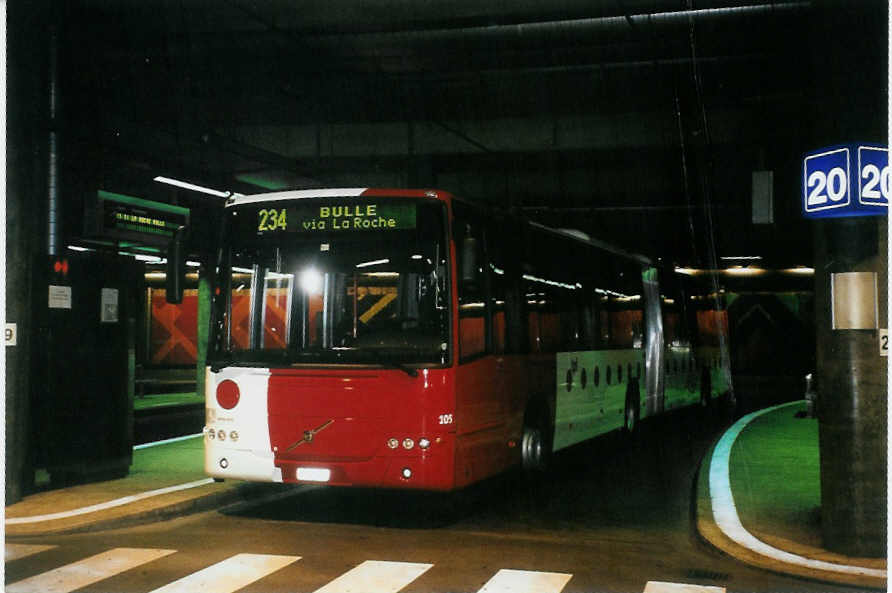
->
[[418, 438, 431, 450], [402, 438, 415, 450]]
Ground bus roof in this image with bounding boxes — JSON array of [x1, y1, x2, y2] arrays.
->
[[528, 221, 652, 267], [224, 187, 651, 267], [226, 188, 452, 207]]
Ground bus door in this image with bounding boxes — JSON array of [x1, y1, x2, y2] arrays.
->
[[642, 267, 664, 416], [453, 206, 508, 484]]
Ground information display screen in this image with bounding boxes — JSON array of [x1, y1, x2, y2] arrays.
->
[[250, 201, 417, 234], [85, 190, 190, 246]]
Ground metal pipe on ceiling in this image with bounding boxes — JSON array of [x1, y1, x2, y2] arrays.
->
[[297, 2, 809, 50]]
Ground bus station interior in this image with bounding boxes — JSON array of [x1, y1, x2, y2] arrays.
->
[[5, 0, 889, 574]]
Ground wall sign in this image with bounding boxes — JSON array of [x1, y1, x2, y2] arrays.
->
[[802, 144, 888, 218], [101, 288, 119, 323], [48, 285, 72, 309]]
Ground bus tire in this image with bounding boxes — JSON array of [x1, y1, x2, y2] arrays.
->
[[521, 403, 551, 474], [623, 379, 640, 435]]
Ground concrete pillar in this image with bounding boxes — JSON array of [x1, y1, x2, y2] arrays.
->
[[814, 217, 887, 556], [806, 0, 887, 557], [6, 0, 50, 504]]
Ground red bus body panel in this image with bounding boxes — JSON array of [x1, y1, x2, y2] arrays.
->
[[267, 367, 459, 490]]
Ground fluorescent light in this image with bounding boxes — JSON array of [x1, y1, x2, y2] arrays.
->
[[782, 267, 815, 276], [120, 251, 165, 263], [153, 176, 230, 198], [675, 267, 700, 276], [720, 256, 763, 261], [67, 245, 91, 252], [186, 261, 201, 267], [356, 258, 389, 268], [723, 266, 766, 277]]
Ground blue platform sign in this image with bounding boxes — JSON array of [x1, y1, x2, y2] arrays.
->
[[802, 144, 888, 218]]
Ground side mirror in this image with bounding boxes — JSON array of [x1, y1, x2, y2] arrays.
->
[[461, 235, 478, 284], [166, 227, 185, 304]]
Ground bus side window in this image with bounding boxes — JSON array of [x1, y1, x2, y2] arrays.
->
[[454, 205, 487, 361]]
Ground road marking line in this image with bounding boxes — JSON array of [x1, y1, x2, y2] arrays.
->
[[149, 553, 299, 593], [313, 560, 433, 593], [709, 401, 887, 579], [5, 478, 214, 525], [6, 547, 175, 593], [134, 433, 203, 450], [477, 568, 572, 593], [5, 544, 57, 562], [644, 581, 725, 593]]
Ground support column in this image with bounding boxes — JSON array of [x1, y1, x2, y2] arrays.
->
[[806, 0, 887, 557], [814, 217, 887, 556], [6, 0, 50, 504]]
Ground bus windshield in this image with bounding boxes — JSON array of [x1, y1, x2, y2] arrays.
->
[[210, 198, 450, 368]]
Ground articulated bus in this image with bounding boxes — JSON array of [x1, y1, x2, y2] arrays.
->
[[202, 188, 730, 491]]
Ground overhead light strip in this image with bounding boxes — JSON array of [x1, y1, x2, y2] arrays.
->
[[153, 176, 230, 198]]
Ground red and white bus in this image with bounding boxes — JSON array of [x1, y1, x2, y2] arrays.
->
[[201, 188, 730, 491]]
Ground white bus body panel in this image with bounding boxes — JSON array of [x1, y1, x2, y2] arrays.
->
[[204, 366, 283, 483]]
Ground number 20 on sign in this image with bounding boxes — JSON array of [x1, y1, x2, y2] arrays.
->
[[802, 144, 889, 219]]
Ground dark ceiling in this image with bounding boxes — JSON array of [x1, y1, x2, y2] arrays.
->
[[10, 0, 889, 270]]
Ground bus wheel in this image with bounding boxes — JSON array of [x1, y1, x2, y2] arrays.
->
[[623, 380, 640, 435], [522, 425, 546, 472]]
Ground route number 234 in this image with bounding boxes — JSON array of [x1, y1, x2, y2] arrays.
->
[[258, 208, 288, 231]]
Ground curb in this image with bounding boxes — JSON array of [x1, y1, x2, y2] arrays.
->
[[696, 401, 887, 589], [5, 481, 293, 537]]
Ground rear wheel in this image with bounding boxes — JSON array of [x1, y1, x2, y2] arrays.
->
[[521, 404, 551, 474]]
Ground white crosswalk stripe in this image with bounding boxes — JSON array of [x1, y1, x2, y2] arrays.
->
[[6, 547, 176, 593], [5, 544, 57, 562], [149, 552, 300, 593], [4, 544, 727, 593], [644, 582, 726, 593], [313, 560, 433, 593], [477, 568, 573, 593]]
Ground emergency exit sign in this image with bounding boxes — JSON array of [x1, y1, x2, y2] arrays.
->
[[802, 144, 889, 218]]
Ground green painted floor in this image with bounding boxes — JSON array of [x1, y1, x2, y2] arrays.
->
[[134, 391, 204, 411], [729, 401, 822, 547]]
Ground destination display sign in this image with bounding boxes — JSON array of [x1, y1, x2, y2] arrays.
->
[[85, 190, 190, 246], [254, 202, 417, 234]]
